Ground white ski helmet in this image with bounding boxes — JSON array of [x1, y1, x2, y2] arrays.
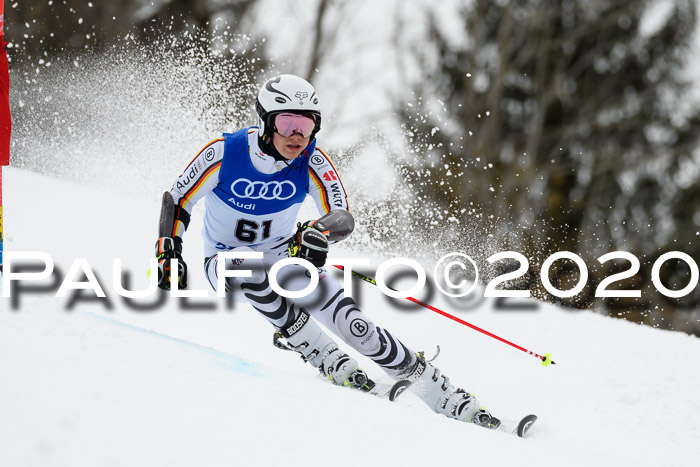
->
[[255, 74, 322, 142]]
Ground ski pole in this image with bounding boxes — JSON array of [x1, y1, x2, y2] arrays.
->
[[331, 264, 555, 366]]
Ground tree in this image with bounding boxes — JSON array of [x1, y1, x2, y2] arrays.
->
[[4, 0, 263, 64], [393, 0, 700, 334]]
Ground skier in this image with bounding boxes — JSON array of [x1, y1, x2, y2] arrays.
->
[[154, 74, 498, 429]]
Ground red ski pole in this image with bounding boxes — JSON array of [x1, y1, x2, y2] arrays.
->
[[332, 264, 555, 366]]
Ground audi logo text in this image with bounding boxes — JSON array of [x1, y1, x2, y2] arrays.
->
[[231, 179, 297, 200]]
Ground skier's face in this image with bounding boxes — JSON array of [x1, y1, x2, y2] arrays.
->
[[272, 130, 310, 159]]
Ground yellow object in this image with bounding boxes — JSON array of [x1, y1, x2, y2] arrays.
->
[[541, 353, 553, 367]]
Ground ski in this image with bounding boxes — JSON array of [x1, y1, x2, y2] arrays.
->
[[273, 331, 412, 403], [496, 414, 538, 438], [366, 379, 412, 401]]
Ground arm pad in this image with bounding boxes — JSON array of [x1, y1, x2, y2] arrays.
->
[[159, 191, 191, 238], [311, 210, 355, 242]]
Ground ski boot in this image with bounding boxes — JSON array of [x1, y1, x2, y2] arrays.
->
[[401, 352, 500, 428], [273, 309, 375, 391], [472, 408, 501, 430]]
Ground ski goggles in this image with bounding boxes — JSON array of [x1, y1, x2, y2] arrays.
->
[[273, 113, 317, 138]]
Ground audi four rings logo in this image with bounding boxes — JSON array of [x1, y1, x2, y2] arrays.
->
[[231, 178, 297, 200]]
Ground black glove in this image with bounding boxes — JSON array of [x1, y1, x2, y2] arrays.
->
[[155, 236, 188, 290], [287, 221, 329, 268]]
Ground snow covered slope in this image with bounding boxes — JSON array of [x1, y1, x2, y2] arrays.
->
[[1, 167, 699, 467]]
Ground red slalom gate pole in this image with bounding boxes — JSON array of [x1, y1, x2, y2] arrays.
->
[[332, 264, 556, 366], [0, 167, 4, 273], [0, 0, 10, 273]]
